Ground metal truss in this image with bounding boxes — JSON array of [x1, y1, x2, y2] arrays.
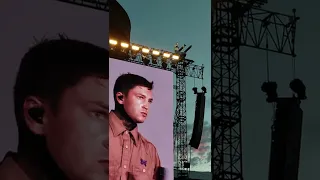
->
[[211, 0, 298, 180], [124, 53, 204, 79], [240, 6, 298, 56], [174, 61, 189, 178], [110, 48, 204, 178], [55, 0, 109, 12]]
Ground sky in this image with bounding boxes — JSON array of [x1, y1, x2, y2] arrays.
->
[[117, 0, 320, 180]]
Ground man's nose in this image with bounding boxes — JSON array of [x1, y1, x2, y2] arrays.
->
[[142, 103, 149, 110]]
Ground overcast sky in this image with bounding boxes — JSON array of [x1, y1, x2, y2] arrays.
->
[[118, 0, 320, 179]]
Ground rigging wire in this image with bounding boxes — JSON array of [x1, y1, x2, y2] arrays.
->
[[292, 56, 296, 79], [266, 33, 270, 82], [265, 33, 276, 123]]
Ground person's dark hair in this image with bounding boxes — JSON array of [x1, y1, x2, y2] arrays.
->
[[113, 73, 153, 106], [14, 35, 109, 150]]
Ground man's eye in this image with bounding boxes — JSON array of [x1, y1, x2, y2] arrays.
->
[[90, 111, 106, 119]]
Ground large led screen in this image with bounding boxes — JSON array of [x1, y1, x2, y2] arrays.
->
[[109, 58, 174, 180], [0, 0, 108, 159]]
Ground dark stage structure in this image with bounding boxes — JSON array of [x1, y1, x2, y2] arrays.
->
[[212, 0, 301, 180], [268, 97, 304, 180], [56, 0, 109, 11]]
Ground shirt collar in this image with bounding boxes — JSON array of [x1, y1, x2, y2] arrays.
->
[[0, 152, 30, 180], [109, 111, 139, 145]]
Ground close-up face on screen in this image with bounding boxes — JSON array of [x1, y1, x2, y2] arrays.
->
[[108, 58, 174, 180], [0, 0, 109, 180]]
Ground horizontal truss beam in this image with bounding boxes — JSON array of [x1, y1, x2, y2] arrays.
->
[[56, 0, 109, 12], [213, 2, 298, 56], [110, 50, 204, 79]]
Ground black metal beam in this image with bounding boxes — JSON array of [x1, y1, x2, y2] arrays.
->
[[110, 49, 204, 79], [240, 7, 298, 56], [211, 0, 298, 180], [55, 0, 109, 12]]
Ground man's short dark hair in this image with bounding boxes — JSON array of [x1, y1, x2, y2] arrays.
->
[[14, 36, 109, 147], [113, 73, 153, 105]]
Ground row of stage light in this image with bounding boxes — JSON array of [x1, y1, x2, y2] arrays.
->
[[109, 39, 180, 60], [109, 39, 181, 65]]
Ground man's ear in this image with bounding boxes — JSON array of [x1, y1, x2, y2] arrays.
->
[[116, 92, 125, 105], [23, 96, 46, 135]]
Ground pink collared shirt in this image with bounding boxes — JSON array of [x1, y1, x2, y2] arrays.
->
[[109, 111, 161, 180], [0, 152, 31, 180]]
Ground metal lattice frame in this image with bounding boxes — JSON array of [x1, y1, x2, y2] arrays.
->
[[110, 48, 204, 178], [174, 61, 189, 178], [56, 0, 109, 11], [211, 0, 298, 179]]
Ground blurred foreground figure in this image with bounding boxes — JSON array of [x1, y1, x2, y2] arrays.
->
[[109, 73, 161, 179], [0, 36, 109, 180]]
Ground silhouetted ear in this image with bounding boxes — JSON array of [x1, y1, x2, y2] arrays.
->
[[116, 92, 125, 105], [23, 96, 46, 135]]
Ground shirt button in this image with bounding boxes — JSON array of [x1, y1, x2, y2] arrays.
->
[[123, 165, 127, 169], [125, 145, 128, 149], [143, 169, 146, 172]]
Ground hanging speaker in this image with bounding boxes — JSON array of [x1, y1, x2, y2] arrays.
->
[[268, 98, 303, 180], [189, 93, 206, 149]]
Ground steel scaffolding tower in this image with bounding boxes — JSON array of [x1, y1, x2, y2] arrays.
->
[[211, 0, 298, 179]]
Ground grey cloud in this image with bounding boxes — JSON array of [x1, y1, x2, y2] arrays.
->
[[190, 156, 201, 166]]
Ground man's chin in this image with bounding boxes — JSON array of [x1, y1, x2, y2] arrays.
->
[[135, 118, 146, 123]]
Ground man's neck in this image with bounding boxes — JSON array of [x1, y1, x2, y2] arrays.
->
[[113, 109, 137, 131]]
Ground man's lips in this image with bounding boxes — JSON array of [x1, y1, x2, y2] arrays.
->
[[141, 112, 147, 117]]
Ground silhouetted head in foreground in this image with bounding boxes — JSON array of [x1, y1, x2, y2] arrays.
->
[[12, 35, 109, 180], [113, 73, 153, 128]]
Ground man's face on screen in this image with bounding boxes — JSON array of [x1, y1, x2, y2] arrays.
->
[[45, 77, 109, 180], [122, 86, 153, 123]]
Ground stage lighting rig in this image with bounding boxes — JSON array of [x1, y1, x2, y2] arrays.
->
[[261, 81, 278, 103], [192, 87, 197, 94], [56, 0, 109, 12], [290, 78, 307, 100], [109, 38, 181, 70], [201, 86, 207, 94], [192, 86, 207, 94], [174, 42, 192, 60], [261, 79, 307, 103]]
